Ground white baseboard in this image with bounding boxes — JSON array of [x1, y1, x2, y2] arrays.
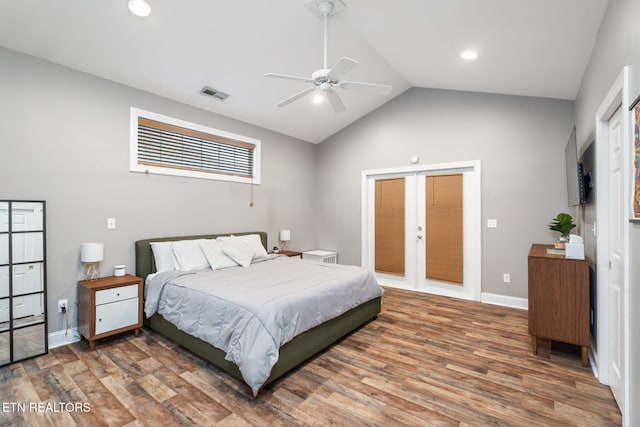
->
[[481, 292, 528, 310], [48, 328, 80, 349]]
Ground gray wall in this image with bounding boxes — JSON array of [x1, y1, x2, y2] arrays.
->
[[574, 0, 640, 423], [315, 87, 575, 299], [0, 46, 317, 334]]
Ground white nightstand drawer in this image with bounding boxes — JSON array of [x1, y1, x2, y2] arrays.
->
[[95, 298, 139, 335], [95, 284, 138, 305]]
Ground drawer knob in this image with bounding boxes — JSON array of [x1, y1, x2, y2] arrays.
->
[[117, 293, 120, 296], [98, 318, 102, 322]]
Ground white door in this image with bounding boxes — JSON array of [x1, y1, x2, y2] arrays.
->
[[5, 204, 45, 320], [608, 107, 625, 411], [12, 264, 43, 319], [363, 161, 481, 301], [0, 266, 8, 323], [416, 171, 479, 300]]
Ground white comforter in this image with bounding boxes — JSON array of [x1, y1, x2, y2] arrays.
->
[[144, 255, 383, 395]]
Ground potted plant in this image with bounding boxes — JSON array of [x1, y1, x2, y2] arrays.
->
[[548, 213, 576, 248]]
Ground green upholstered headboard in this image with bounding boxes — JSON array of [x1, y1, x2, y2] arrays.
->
[[135, 231, 268, 281]]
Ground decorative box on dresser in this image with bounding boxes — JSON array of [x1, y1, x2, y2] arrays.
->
[[528, 244, 590, 366], [78, 274, 143, 350]]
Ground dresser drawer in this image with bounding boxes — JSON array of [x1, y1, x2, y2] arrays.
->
[[95, 298, 139, 335], [95, 284, 138, 305]]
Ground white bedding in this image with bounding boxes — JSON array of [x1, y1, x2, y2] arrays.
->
[[144, 255, 383, 396]]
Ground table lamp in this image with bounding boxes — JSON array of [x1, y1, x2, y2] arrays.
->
[[81, 242, 104, 281], [279, 230, 291, 251]]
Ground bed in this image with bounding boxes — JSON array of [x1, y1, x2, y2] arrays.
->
[[135, 231, 383, 396]]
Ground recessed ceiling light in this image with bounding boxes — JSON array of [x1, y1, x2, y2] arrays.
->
[[460, 50, 478, 60], [128, 0, 151, 17], [312, 93, 324, 104]]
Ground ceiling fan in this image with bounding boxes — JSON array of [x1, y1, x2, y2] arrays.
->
[[264, 0, 392, 113]]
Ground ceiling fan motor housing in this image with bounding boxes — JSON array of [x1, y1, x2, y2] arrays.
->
[[312, 69, 338, 87]]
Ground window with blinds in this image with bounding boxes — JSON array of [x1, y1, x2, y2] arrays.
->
[[130, 108, 261, 184]]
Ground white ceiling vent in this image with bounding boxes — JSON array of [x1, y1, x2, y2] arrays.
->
[[200, 86, 229, 101]]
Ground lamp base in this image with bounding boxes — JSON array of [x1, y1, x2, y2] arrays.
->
[[84, 264, 99, 281]]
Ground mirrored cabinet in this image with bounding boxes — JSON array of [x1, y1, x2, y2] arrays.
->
[[0, 200, 47, 366]]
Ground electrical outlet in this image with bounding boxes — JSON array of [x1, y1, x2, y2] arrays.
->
[[58, 299, 68, 313], [487, 219, 498, 228], [503, 274, 511, 283]]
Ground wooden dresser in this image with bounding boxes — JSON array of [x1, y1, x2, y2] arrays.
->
[[78, 274, 143, 350], [528, 244, 590, 366]]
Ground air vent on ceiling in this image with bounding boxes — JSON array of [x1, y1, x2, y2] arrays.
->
[[200, 86, 229, 101]]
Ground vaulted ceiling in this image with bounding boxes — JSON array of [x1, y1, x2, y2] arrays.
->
[[0, 0, 609, 143]]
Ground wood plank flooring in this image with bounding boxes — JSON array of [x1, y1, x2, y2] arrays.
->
[[0, 287, 621, 426]]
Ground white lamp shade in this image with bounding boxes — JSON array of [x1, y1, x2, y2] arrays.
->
[[279, 230, 291, 242], [81, 242, 104, 263]]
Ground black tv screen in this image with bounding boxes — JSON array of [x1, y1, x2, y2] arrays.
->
[[565, 127, 585, 206]]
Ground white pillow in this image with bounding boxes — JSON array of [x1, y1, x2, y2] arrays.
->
[[150, 241, 177, 272], [200, 239, 237, 270], [171, 240, 209, 271], [234, 234, 268, 260], [222, 237, 254, 267]]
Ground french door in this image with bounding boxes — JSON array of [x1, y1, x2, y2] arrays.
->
[[362, 161, 481, 301]]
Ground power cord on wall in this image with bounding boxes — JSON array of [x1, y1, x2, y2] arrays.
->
[[61, 304, 69, 340], [60, 303, 79, 342]]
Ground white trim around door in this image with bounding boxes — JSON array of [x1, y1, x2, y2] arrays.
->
[[361, 160, 482, 301], [594, 66, 631, 424]]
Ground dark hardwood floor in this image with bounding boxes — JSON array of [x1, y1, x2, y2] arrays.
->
[[0, 287, 621, 426]]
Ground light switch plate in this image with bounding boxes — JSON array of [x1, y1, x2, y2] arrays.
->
[[107, 218, 116, 229], [487, 219, 497, 228]]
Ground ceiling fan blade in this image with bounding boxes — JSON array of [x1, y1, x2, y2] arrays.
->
[[275, 87, 315, 107], [326, 89, 346, 113], [339, 81, 392, 96], [327, 57, 359, 79], [264, 73, 313, 84]]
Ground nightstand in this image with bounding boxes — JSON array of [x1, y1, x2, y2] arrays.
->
[[77, 274, 143, 350], [278, 250, 303, 258], [303, 250, 338, 264]]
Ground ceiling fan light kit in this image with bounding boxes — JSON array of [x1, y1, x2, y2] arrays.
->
[[460, 50, 478, 60], [128, 0, 151, 17], [265, 0, 392, 113]]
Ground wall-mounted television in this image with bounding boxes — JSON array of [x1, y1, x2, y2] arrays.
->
[[565, 127, 586, 206]]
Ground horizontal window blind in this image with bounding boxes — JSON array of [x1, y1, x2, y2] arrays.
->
[[136, 117, 255, 178]]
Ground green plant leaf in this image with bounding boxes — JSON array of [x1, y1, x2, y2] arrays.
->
[[548, 212, 576, 236]]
